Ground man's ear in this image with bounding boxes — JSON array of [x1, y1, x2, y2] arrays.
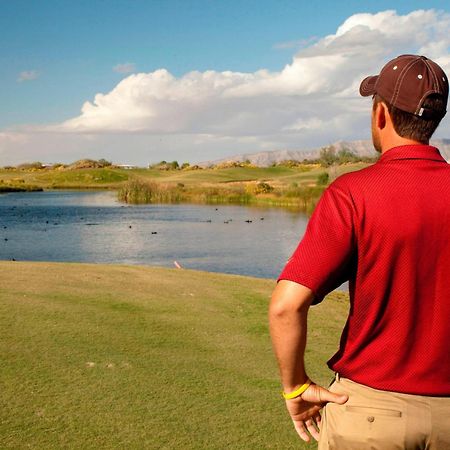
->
[[375, 101, 387, 130]]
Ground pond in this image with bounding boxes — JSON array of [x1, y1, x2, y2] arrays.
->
[[0, 190, 347, 291]]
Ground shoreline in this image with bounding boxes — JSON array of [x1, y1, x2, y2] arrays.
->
[[2, 185, 324, 213], [0, 259, 350, 293], [0, 162, 373, 212]]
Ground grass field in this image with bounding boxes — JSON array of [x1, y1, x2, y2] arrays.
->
[[0, 261, 348, 449], [0, 168, 130, 189], [0, 163, 371, 190]]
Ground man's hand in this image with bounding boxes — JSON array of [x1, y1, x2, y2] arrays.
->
[[269, 281, 348, 441], [284, 382, 348, 442]]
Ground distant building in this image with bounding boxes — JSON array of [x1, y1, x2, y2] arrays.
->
[[116, 164, 139, 170]]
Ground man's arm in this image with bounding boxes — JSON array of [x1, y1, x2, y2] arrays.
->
[[269, 280, 312, 390], [269, 279, 348, 443]]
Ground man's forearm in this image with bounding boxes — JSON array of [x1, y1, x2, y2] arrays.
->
[[269, 281, 348, 443], [269, 281, 313, 391]]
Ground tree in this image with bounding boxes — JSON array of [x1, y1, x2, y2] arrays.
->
[[98, 158, 112, 167], [319, 146, 337, 167], [337, 148, 357, 164]]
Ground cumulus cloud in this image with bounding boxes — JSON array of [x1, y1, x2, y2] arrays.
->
[[17, 70, 39, 82], [113, 63, 136, 74], [272, 37, 318, 50], [56, 9, 450, 139], [3, 9, 450, 165]]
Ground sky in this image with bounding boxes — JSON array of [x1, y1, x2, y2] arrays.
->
[[2, 0, 450, 166]]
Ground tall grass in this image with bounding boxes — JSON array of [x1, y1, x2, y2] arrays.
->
[[118, 178, 326, 213], [118, 179, 254, 206], [118, 179, 184, 204], [189, 185, 253, 205], [276, 185, 326, 213], [0, 184, 43, 192]]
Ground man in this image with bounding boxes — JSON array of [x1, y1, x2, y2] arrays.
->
[[269, 54, 450, 450]]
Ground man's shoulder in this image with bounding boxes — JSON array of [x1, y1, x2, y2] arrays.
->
[[329, 163, 380, 191]]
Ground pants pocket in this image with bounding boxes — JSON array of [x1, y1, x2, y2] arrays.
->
[[324, 402, 406, 450], [346, 405, 402, 417]]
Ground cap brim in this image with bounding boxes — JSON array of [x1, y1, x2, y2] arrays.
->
[[359, 75, 378, 97]]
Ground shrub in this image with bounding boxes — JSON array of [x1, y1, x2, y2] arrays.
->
[[317, 172, 330, 185], [51, 163, 67, 170], [16, 161, 44, 170], [149, 160, 180, 171], [254, 182, 274, 194], [184, 164, 202, 170]]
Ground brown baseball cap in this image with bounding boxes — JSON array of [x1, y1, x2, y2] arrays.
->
[[360, 54, 448, 119]]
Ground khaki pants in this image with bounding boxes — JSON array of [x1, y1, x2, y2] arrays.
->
[[318, 374, 450, 450]]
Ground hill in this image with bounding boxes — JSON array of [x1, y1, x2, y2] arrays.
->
[[198, 138, 450, 167], [0, 261, 348, 449]]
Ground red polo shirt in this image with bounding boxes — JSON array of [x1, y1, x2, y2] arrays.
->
[[278, 144, 450, 395]]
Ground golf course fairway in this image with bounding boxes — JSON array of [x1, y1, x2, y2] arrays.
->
[[0, 261, 349, 449]]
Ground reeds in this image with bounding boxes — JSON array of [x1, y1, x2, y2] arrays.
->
[[118, 178, 326, 213], [118, 179, 184, 204], [0, 184, 43, 192]]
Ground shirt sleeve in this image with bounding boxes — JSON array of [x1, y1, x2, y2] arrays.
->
[[277, 180, 357, 305]]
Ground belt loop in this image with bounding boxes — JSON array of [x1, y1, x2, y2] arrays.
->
[[336, 372, 341, 382]]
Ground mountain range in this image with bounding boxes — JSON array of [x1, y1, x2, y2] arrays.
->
[[198, 139, 450, 167]]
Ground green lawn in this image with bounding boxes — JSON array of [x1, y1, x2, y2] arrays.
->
[[0, 163, 372, 190], [0, 261, 348, 449], [0, 168, 129, 190], [106, 163, 371, 188]]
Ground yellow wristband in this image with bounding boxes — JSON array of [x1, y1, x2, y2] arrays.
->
[[282, 379, 312, 400]]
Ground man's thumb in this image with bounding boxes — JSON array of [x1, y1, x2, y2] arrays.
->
[[319, 388, 348, 404]]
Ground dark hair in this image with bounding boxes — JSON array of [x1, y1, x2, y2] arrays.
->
[[373, 93, 446, 143]]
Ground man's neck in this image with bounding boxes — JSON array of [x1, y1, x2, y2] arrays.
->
[[381, 138, 429, 155]]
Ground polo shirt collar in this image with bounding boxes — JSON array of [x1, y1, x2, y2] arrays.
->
[[379, 144, 447, 163]]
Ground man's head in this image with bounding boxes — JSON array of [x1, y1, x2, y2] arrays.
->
[[360, 55, 449, 152]]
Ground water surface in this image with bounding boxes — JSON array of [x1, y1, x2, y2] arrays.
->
[[0, 190, 347, 292]]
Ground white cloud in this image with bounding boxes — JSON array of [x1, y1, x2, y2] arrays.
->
[[113, 62, 136, 74], [0, 132, 29, 157], [3, 9, 450, 165], [55, 9, 450, 137], [283, 117, 323, 131], [17, 70, 39, 82], [272, 37, 318, 50]]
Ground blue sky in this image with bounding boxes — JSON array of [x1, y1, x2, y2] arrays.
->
[[2, 1, 450, 165]]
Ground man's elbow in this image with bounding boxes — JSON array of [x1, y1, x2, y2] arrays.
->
[[269, 280, 315, 318]]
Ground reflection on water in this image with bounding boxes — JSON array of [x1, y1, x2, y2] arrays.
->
[[0, 190, 348, 291]]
